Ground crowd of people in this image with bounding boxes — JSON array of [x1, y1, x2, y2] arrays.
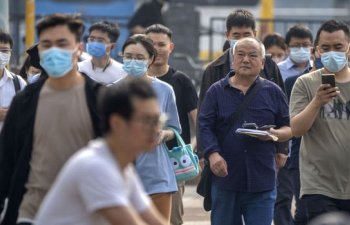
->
[[0, 7, 349, 225]]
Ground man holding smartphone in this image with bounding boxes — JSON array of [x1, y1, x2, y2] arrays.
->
[[290, 20, 350, 224]]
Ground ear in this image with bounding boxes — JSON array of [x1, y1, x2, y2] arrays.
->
[[225, 31, 230, 40], [261, 57, 266, 70], [169, 42, 174, 53], [253, 30, 257, 38], [76, 42, 84, 57], [109, 114, 123, 133]]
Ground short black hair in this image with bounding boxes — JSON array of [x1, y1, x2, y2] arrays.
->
[[145, 24, 173, 40], [285, 24, 313, 45], [36, 14, 84, 42], [0, 29, 13, 48], [122, 34, 157, 65], [98, 78, 157, 135], [263, 33, 287, 51], [89, 21, 120, 43], [226, 9, 256, 32], [316, 19, 350, 43]]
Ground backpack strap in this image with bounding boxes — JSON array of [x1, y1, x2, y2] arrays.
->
[[11, 72, 21, 93]]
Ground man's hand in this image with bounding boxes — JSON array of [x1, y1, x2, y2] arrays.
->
[[313, 84, 339, 107], [208, 152, 228, 177], [275, 153, 288, 169], [0, 108, 8, 121]]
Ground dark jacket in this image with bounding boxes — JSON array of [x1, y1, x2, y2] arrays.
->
[[0, 75, 102, 225], [197, 49, 287, 157]]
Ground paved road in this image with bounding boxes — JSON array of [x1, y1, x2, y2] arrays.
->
[[183, 185, 210, 225]]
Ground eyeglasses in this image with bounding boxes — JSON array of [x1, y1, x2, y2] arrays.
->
[[289, 43, 312, 48], [87, 37, 109, 44], [0, 48, 12, 54], [132, 113, 168, 129], [121, 53, 147, 61]]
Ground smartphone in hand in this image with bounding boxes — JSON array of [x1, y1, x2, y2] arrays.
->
[[322, 74, 336, 87]]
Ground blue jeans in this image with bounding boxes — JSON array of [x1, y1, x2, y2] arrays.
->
[[211, 183, 276, 225]]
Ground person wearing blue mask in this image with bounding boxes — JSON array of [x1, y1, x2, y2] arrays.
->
[[0, 14, 102, 225], [78, 21, 126, 85], [290, 20, 350, 225], [274, 24, 313, 225], [117, 34, 181, 224]]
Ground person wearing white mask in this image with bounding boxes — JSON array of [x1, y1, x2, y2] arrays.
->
[[275, 24, 313, 225], [290, 19, 350, 224], [0, 30, 26, 132], [0, 14, 102, 225]]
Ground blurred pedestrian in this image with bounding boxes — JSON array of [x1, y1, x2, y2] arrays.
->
[[263, 33, 287, 64], [35, 78, 168, 225], [128, 0, 166, 35], [0, 14, 102, 225], [0, 29, 26, 132]]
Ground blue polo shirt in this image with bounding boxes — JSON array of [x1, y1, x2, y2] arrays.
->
[[198, 74, 289, 192]]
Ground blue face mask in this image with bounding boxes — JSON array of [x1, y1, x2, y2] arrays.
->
[[122, 59, 148, 78], [314, 57, 323, 69], [86, 42, 107, 59], [289, 47, 310, 64], [229, 39, 238, 49], [40, 47, 74, 78], [321, 51, 348, 73]]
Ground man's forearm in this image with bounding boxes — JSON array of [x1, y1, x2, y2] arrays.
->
[[291, 98, 321, 137]]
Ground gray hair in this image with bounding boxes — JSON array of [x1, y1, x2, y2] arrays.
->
[[233, 37, 266, 57]]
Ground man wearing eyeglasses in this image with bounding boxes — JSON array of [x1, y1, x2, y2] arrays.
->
[[0, 30, 26, 132], [78, 21, 126, 85]]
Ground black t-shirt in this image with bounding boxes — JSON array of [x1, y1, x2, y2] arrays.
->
[[157, 67, 198, 148]]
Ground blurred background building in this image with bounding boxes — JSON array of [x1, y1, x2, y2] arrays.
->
[[1, 0, 350, 90]]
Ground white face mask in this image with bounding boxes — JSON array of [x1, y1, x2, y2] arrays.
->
[[0, 52, 11, 69]]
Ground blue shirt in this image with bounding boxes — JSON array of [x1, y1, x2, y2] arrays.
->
[[278, 57, 311, 82], [198, 75, 289, 192], [134, 77, 181, 195]]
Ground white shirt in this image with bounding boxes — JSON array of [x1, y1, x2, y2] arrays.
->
[[35, 139, 151, 225], [78, 59, 126, 85], [0, 68, 26, 130]]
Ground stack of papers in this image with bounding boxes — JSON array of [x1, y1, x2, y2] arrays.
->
[[235, 128, 278, 141]]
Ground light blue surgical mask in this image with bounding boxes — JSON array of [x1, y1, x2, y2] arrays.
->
[[86, 42, 106, 58], [229, 39, 238, 49], [321, 51, 348, 73], [122, 59, 148, 78], [27, 73, 40, 84], [40, 47, 74, 78], [289, 47, 310, 64]]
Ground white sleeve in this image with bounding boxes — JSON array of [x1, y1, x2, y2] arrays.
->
[[128, 166, 151, 213], [78, 160, 129, 213]]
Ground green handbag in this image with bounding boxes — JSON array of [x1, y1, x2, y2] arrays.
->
[[165, 127, 199, 182]]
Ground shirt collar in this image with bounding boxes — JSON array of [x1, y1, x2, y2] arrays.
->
[[0, 68, 12, 87], [285, 57, 312, 72], [222, 72, 260, 88]]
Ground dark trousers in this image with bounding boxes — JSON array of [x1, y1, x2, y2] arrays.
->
[[17, 223, 32, 225], [294, 194, 350, 225], [274, 163, 306, 225]]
